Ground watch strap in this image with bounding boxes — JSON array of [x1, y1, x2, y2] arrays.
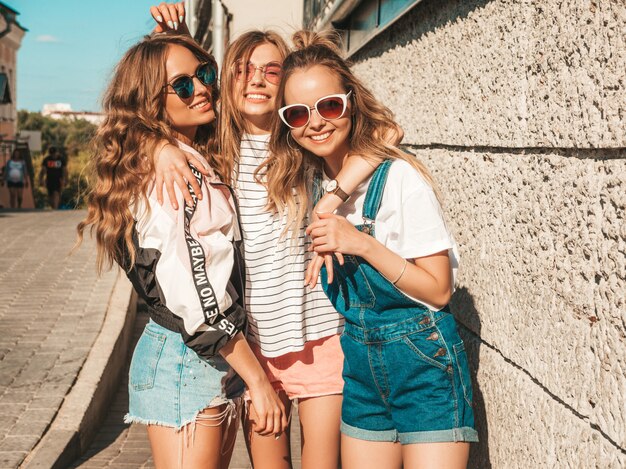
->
[[326, 181, 350, 202]]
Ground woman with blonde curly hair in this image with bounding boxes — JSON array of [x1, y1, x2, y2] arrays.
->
[[264, 30, 478, 469], [76, 32, 287, 468]]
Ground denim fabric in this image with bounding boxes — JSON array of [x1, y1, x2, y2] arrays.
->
[[319, 160, 478, 444], [125, 320, 244, 429]]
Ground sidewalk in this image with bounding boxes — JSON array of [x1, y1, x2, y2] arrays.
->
[[0, 210, 124, 468], [0, 210, 303, 468]]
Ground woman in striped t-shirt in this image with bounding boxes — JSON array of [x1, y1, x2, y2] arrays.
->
[[149, 6, 394, 468]]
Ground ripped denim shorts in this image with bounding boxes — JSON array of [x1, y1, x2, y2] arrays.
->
[[125, 320, 244, 429]]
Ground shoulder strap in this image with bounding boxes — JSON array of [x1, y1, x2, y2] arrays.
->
[[362, 159, 393, 221]]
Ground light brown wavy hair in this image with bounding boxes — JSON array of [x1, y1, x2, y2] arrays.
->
[[218, 30, 290, 185], [76, 33, 219, 273], [260, 30, 440, 235]]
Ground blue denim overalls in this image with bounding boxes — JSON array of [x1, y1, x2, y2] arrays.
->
[[317, 160, 478, 444]]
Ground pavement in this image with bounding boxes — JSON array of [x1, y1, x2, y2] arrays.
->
[[0, 210, 302, 469], [0, 210, 132, 468]]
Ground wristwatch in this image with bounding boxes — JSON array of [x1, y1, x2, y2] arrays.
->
[[325, 179, 350, 202]]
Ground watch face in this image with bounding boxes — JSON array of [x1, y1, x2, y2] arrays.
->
[[326, 179, 338, 192]]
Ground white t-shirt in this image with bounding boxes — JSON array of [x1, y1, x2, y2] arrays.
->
[[333, 159, 460, 310], [235, 134, 342, 357], [6, 160, 26, 183]]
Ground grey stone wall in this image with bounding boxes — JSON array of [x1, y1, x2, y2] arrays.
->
[[348, 0, 626, 467], [353, 0, 625, 149]]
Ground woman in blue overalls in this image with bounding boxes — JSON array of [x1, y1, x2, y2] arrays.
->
[[264, 30, 478, 469]]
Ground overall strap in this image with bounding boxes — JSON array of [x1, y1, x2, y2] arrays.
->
[[362, 159, 393, 222]]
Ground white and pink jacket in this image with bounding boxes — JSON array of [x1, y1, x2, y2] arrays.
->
[[122, 141, 246, 359]]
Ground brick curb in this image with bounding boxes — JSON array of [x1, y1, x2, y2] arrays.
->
[[21, 271, 137, 469]]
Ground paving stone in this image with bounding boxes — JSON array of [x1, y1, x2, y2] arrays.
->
[[0, 451, 28, 468], [0, 212, 119, 468], [28, 396, 64, 409], [0, 435, 40, 452], [9, 418, 50, 438], [0, 390, 34, 404], [0, 404, 26, 418], [0, 415, 19, 432]]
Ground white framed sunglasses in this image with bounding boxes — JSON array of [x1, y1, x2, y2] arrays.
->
[[278, 91, 353, 129]]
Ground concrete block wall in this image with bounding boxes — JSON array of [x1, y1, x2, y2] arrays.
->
[[352, 0, 625, 148], [348, 0, 626, 466]]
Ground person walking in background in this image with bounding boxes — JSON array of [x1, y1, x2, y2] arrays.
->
[[76, 33, 287, 468], [38, 146, 67, 209], [3, 148, 29, 209]]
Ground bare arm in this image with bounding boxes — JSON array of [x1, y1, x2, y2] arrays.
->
[[314, 155, 379, 214], [305, 123, 404, 286], [305, 155, 379, 287], [313, 123, 403, 216], [307, 213, 452, 309], [219, 333, 288, 435], [153, 142, 211, 208]]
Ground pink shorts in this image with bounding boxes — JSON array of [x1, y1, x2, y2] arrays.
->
[[250, 334, 344, 399]]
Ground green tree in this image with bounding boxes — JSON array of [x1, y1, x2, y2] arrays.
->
[[65, 119, 97, 156]]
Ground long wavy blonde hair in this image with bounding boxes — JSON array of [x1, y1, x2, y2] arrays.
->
[[218, 30, 290, 184], [76, 33, 219, 273], [260, 30, 439, 234]]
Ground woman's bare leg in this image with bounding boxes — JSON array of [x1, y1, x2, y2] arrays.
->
[[402, 441, 469, 469], [244, 391, 293, 469], [298, 394, 342, 469], [146, 405, 230, 469], [341, 434, 402, 469], [9, 188, 17, 209]]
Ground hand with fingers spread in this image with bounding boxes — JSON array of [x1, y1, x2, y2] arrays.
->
[[150, 2, 190, 35], [247, 382, 289, 437], [306, 212, 367, 259], [153, 142, 211, 209]]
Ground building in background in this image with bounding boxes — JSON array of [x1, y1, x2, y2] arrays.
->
[[42, 103, 104, 126], [0, 1, 25, 142], [184, 0, 302, 66], [0, 1, 30, 209]]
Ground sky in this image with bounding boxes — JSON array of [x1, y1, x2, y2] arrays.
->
[[6, 0, 167, 113]]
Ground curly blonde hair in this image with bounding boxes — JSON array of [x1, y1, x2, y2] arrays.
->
[[76, 33, 219, 273]]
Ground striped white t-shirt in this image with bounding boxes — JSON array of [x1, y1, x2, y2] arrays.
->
[[235, 134, 343, 357]]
